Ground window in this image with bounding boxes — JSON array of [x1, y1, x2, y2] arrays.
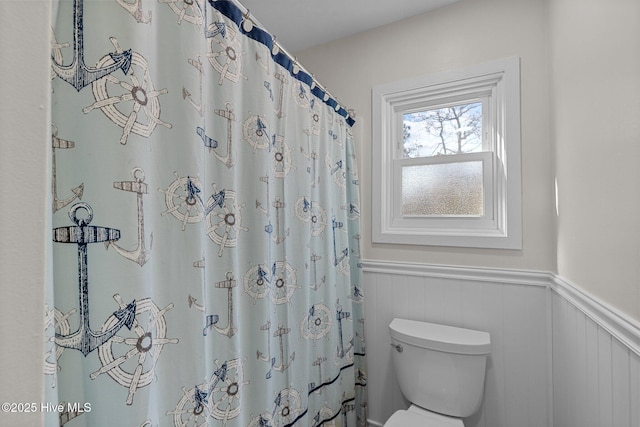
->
[[372, 57, 522, 249]]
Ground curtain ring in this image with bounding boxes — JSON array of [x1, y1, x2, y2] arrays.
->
[[310, 74, 316, 90], [241, 10, 254, 32], [292, 57, 300, 75], [271, 36, 280, 55]]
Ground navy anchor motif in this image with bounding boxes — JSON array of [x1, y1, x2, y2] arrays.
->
[[53, 203, 136, 356], [52, 0, 132, 91]]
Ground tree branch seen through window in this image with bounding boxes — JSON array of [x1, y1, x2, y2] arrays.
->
[[403, 102, 483, 158]]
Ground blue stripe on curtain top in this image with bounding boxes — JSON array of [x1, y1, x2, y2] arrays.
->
[[209, 0, 356, 127]]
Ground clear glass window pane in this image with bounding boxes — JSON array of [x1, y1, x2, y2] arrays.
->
[[401, 161, 484, 216], [403, 102, 483, 158]]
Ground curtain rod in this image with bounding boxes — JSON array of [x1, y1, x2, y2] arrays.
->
[[208, 0, 356, 126]]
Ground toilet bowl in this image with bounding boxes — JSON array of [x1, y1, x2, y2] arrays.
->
[[384, 318, 491, 427], [385, 405, 463, 427]]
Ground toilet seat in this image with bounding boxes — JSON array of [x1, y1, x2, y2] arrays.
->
[[385, 406, 464, 427]]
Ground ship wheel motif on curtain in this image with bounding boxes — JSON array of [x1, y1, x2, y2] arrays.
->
[[159, 174, 206, 229], [300, 303, 332, 340], [160, 175, 248, 255], [90, 295, 178, 405], [294, 196, 328, 237], [242, 114, 273, 151], [247, 388, 304, 427], [167, 385, 210, 427], [205, 186, 248, 257], [167, 358, 248, 427], [83, 37, 172, 145], [207, 16, 247, 85], [160, 0, 204, 26], [242, 114, 294, 177], [243, 261, 299, 305], [44, 305, 75, 387]]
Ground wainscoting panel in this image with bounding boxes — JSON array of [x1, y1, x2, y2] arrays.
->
[[362, 261, 551, 427], [551, 279, 640, 427], [362, 261, 640, 427]]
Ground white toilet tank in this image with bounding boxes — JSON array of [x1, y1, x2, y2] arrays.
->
[[389, 318, 491, 418]]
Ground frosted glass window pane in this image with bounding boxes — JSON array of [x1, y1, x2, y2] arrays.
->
[[401, 161, 483, 216], [403, 102, 482, 158]]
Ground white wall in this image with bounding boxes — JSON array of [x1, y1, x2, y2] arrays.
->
[[297, 0, 555, 273], [0, 1, 50, 426], [550, 0, 640, 321]]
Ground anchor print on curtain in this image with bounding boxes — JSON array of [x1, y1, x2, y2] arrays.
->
[[47, 0, 366, 426]]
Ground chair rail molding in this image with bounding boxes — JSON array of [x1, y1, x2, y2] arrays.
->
[[362, 260, 640, 356], [361, 259, 551, 287], [551, 275, 640, 357], [362, 259, 640, 355]]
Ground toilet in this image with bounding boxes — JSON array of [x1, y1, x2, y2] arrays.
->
[[385, 318, 491, 427]]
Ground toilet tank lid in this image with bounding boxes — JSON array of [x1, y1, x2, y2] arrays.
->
[[389, 318, 491, 355]]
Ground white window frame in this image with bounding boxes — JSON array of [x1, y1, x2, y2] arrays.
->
[[372, 57, 522, 249]]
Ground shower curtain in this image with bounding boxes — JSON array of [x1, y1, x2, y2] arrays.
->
[[46, 1, 366, 425]]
